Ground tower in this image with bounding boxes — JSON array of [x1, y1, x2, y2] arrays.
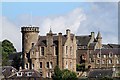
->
[[21, 26, 39, 69]]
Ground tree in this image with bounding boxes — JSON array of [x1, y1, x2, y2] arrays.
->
[[2, 39, 16, 66], [76, 63, 86, 71], [11, 53, 22, 70], [62, 69, 77, 80], [52, 66, 77, 80], [52, 65, 62, 80]]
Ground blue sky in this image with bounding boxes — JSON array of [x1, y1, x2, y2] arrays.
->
[[1, 2, 118, 51]]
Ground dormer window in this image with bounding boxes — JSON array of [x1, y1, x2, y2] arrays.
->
[[17, 72, 22, 76], [109, 52, 113, 58]]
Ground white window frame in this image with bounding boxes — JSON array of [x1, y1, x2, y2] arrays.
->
[[109, 52, 113, 58], [17, 72, 23, 77], [50, 62, 52, 69], [103, 55, 106, 58], [97, 53, 100, 58], [32, 64, 34, 69], [108, 60, 112, 64], [102, 60, 105, 64], [27, 72, 33, 76], [117, 59, 119, 64], [96, 60, 100, 64]]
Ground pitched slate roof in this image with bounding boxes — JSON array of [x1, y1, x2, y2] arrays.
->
[[103, 44, 120, 48], [93, 49, 120, 55], [89, 42, 97, 50], [76, 35, 91, 46], [2, 66, 17, 78], [36, 34, 75, 47], [8, 69, 41, 78], [88, 69, 113, 78]]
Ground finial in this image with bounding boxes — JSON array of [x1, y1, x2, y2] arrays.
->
[[49, 26, 52, 33]]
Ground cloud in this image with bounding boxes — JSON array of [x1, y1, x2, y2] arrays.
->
[[76, 2, 118, 44], [1, 3, 118, 52], [1, 16, 22, 51], [40, 8, 86, 35], [1, 7, 86, 51]]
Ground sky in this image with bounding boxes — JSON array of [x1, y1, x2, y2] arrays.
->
[[0, 2, 118, 52]]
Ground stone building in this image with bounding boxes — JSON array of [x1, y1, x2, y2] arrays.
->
[[76, 31, 102, 68], [92, 48, 120, 68], [21, 26, 77, 78]]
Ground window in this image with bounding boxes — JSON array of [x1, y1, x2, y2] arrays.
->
[[32, 43, 34, 47], [40, 72, 42, 76], [41, 47, 44, 56], [97, 53, 100, 58], [117, 59, 119, 64], [46, 62, 49, 68], [50, 62, 52, 69], [70, 47, 72, 55], [27, 72, 33, 76], [97, 60, 100, 64], [26, 63, 28, 69], [66, 61, 68, 69], [40, 62, 42, 68], [109, 53, 112, 58], [103, 55, 106, 58], [115, 55, 117, 58], [102, 60, 105, 64], [32, 64, 34, 69], [17, 72, 22, 76], [109, 60, 112, 64], [32, 51, 34, 55], [66, 46, 68, 54]]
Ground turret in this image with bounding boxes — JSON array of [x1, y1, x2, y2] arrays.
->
[[21, 25, 39, 69]]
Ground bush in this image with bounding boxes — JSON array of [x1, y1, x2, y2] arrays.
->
[[52, 66, 77, 80]]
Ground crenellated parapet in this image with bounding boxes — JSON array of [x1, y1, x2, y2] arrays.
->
[[21, 26, 39, 33]]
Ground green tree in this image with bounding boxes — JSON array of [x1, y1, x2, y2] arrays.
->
[[52, 65, 62, 80], [2, 39, 16, 66], [62, 69, 77, 80], [76, 63, 86, 71], [52, 66, 77, 80], [11, 54, 22, 70]]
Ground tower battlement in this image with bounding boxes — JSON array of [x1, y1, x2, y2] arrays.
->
[[21, 26, 39, 33]]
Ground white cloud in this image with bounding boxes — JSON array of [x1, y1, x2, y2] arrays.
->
[[40, 8, 86, 35], [1, 3, 118, 52], [1, 16, 22, 51]]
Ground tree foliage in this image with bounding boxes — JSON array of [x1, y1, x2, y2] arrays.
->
[[2, 39, 16, 66], [62, 69, 77, 80], [76, 63, 86, 71], [52, 65, 62, 80], [11, 53, 22, 70], [52, 66, 77, 80]]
